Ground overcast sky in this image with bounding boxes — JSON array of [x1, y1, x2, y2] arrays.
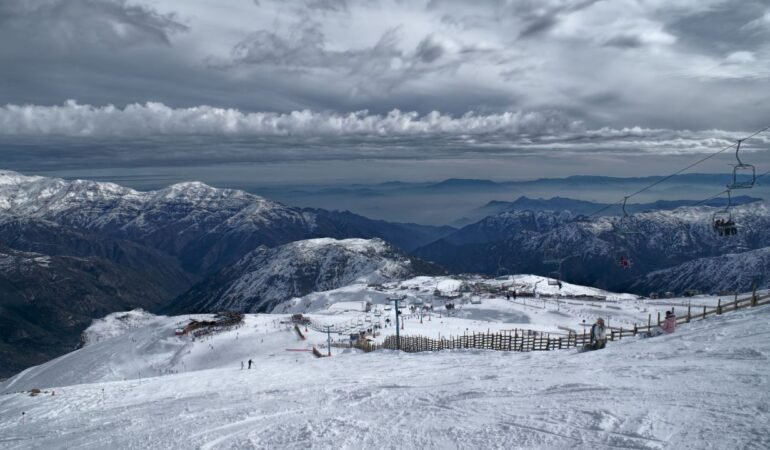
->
[[0, 0, 769, 187]]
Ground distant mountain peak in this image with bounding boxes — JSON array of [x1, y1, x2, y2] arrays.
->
[[432, 178, 498, 187]]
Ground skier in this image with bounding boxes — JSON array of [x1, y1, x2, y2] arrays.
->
[[248, 359, 253, 369], [588, 318, 606, 350], [513, 290, 517, 300]]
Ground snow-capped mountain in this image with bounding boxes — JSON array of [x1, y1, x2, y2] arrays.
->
[[0, 170, 321, 274], [0, 170, 453, 274], [415, 202, 770, 293], [631, 247, 770, 295], [167, 238, 445, 313]]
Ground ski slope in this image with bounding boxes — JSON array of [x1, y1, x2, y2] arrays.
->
[[1, 290, 769, 449]]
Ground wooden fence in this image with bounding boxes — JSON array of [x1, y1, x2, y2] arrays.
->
[[356, 292, 770, 354]]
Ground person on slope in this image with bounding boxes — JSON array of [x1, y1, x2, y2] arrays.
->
[[248, 359, 253, 369], [661, 310, 677, 334], [589, 318, 607, 350], [644, 311, 677, 337]]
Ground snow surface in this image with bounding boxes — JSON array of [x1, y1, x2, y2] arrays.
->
[[80, 309, 159, 347], [2, 284, 768, 449]]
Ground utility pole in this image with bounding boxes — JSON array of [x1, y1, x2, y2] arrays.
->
[[323, 325, 333, 357], [389, 296, 403, 350]]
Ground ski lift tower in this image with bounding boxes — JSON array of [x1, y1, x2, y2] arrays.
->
[[322, 324, 333, 357], [388, 296, 405, 350]]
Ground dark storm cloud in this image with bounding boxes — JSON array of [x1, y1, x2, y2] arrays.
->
[[0, 0, 769, 167], [415, 35, 446, 63], [0, 0, 187, 48], [665, 1, 769, 56], [602, 34, 647, 49], [222, 21, 493, 97]]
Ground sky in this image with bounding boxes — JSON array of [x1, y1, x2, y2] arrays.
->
[[0, 0, 769, 195]]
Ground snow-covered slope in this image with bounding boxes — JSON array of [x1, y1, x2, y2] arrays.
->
[[168, 238, 444, 314], [79, 309, 159, 347], [1, 301, 769, 448], [632, 247, 770, 294], [0, 283, 720, 393]]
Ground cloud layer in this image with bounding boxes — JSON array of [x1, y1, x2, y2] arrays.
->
[[0, 101, 579, 138], [1, 101, 767, 158]]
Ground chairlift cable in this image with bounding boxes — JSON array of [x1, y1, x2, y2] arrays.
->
[[691, 168, 770, 207], [587, 124, 770, 218]]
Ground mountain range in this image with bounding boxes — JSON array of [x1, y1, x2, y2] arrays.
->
[[413, 203, 770, 292], [0, 170, 450, 377], [2, 169, 769, 377], [466, 195, 762, 225]]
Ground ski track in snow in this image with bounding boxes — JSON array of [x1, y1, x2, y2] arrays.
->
[[1, 301, 770, 449]]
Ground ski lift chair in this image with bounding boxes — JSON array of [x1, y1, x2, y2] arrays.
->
[[727, 140, 756, 190], [616, 197, 642, 235], [729, 164, 756, 190], [617, 218, 643, 236], [712, 211, 732, 236], [618, 255, 632, 269]]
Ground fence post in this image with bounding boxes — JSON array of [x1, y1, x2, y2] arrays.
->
[[619, 327, 623, 340], [703, 305, 707, 319], [514, 329, 519, 351], [633, 324, 637, 336], [752, 282, 758, 307], [648, 314, 651, 330], [657, 311, 661, 326], [717, 299, 722, 315], [686, 305, 691, 323]]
